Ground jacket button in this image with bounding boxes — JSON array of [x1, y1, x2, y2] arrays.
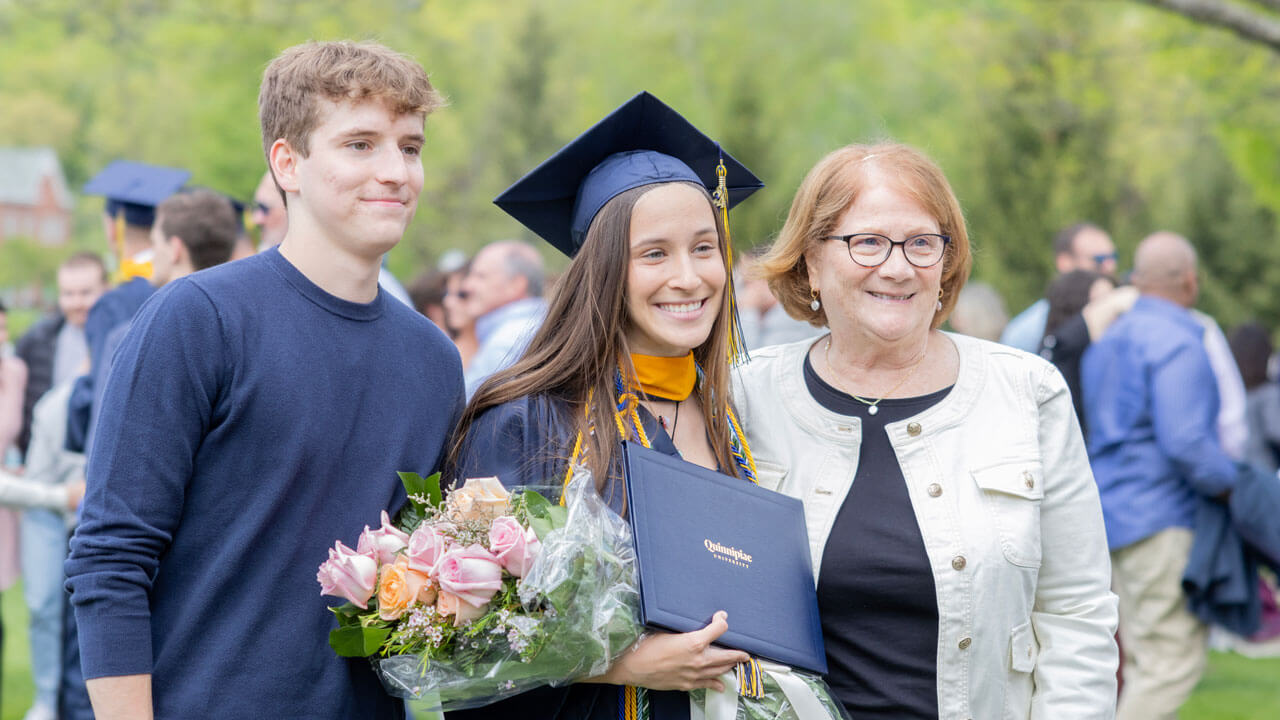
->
[[951, 555, 966, 571], [927, 483, 942, 497], [958, 637, 972, 650], [907, 422, 922, 436], [1023, 471, 1035, 489]]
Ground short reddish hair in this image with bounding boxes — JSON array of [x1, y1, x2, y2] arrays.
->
[[758, 142, 972, 330]]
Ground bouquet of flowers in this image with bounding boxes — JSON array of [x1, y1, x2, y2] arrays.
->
[[317, 469, 642, 711], [319, 468, 847, 719]]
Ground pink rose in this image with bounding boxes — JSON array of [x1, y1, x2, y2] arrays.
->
[[489, 516, 541, 577], [437, 589, 487, 626], [405, 525, 449, 575], [317, 540, 378, 609], [433, 544, 504, 607], [357, 510, 409, 565]]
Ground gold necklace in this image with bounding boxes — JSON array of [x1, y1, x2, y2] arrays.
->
[[823, 336, 927, 416]]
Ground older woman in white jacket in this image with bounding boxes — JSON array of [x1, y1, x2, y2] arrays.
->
[[734, 143, 1117, 719]]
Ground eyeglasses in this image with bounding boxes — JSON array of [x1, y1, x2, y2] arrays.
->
[[825, 232, 951, 268]]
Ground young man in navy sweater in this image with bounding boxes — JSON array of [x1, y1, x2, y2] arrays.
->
[[65, 41, 464, 720]]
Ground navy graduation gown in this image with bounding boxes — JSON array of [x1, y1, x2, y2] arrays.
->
[[447, 393, 690, 720]]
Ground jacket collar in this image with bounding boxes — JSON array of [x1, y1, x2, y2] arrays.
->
[[768, 331, 986, 441]]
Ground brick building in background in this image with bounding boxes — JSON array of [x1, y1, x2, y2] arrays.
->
[[0, 147, 73, 246]]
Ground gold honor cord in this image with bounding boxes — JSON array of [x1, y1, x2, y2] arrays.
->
[[555, 376, 761, 720], [713, 158, 750, 366]]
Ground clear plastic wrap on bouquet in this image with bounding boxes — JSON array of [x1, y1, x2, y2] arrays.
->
[[375, 466, 643, 711]]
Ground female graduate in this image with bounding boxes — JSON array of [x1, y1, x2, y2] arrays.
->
[[445, 92, 763, 720]]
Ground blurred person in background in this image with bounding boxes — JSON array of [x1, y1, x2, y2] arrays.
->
[[12, 252, 104, 720], [443, 263, 478, 370], [461, 240, 546, 396], [1191, 306, 1249, 462], [1039, 270, 1138, 433], [1083, 231, 1234, 720], [1002, 222, 1117, 352], [1, 298, 30, 711], [408, 269, 449, 329], [1229, 322, 1280, 475], [736, 248, 823, 350], [739, 142, 1118, 718], [251, 170, 289, 250], [1224, 321, 1280, 651], [66, 161, 190, 457], [4, 375, 86, 720], [15, 253, 107, 459], [947, 281, 1008, 342]]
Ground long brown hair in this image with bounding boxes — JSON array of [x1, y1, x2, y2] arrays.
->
[[447, 182, 741, 501]]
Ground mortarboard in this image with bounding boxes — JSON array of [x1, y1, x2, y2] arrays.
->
[[494, 91, 763, 258], [83, 160, 191, 228]]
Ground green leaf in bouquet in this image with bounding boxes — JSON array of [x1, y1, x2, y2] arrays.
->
[[522, 489, 552, 517], [522, 490, 569, 540], [330, 602, 364, 627], [547, 505, 568, 530], [399, 471, 443, 509], [329, 624, 391, 658], [397, 502, 425, 533]]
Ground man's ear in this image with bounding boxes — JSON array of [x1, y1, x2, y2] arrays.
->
[[1184, 268, 1199, 305], [269, 138, 302, 195], [168, 235, 189, 269], [1054, 253, 1075, 274], [510, 273, 530, 301]]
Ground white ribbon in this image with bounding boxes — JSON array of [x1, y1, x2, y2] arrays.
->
[[690, 660, 833, 720]]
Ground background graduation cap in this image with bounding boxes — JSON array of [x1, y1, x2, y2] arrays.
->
[[83, 160, 191, 228], [494, 91, 763, 258]]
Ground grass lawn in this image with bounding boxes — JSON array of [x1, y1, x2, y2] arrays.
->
[[4, 581, 1279, 719]]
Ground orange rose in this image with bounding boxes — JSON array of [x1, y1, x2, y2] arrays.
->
[[378, 557, 416, 621]]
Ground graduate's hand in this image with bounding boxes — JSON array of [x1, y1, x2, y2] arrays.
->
[[588, 611, 750, 692]]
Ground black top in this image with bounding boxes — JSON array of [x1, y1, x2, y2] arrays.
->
[[1039, 312, 1091, 434], [803, 354, 951, 719]]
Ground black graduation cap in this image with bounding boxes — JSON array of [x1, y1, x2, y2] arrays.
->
[[83, 160, 191, 228], [494, 91, 764, 257]]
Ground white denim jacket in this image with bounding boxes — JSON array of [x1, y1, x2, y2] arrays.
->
[[732, 333, 1118, 720]]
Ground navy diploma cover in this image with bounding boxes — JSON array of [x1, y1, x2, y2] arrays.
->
[[621, 441, 827, 674]]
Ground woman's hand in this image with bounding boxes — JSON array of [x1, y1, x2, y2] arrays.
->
[[590, 611, 750, 692]]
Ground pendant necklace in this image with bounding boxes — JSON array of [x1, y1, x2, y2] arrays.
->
[[655, 399, 682, 435], [823, 336, 927, 416]]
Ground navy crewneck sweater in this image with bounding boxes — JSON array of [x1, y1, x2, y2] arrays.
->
[[66, 249, 464, 719]]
